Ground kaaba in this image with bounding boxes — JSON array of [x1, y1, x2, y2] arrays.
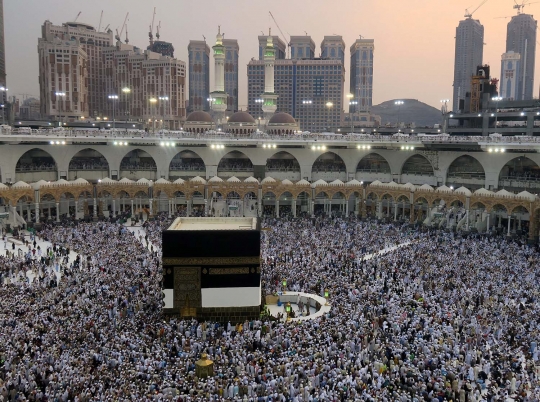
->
[[162, 217, 261, 322]]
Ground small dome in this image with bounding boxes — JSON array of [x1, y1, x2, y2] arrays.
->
[[281, 179, 293, 185], [370, 180, 382, 186], [228, 111, 256, 124], [436, 185, 453, 193], [473, 188, 493, 195], [346, 179, 363, 185], [173, 178, 185, 184], [244, 176, 259, 183], [329, 179, 344, 186], [137, 178, 150, 184], [186, 111, 213, 123], [208, 176, 224, 183], [12, 181, 31, 189], [517, 190, 535, 201], [269, 112, 296, 124], [119, 178, 134, 183], [0, 183, 8, 189], [296, 179, 310, 186], [190, 176, 207, 184], [312, 179, 328, 187], [99, 178, 116, 184], [155, 178, 170, 184], [73, 178, 90, 184], [454, 186, 472, 196], [226, 176, 241, 183], [261, 177, 276, 184], [418, 184, 434, 191]]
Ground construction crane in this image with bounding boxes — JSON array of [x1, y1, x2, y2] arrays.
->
[[465, 0, 489, 18], [98, 10, 103, 32], [202, 35, 206, 42], [125, 24, 129, 44], [156, 21, 161, 40], [115, 12, 129, 44], [104, 24, 110, 32], [73, 12, 81, 22], [269, 11, 290, 57], [149, 7, 156, 45], [513, 0, 540, 14]]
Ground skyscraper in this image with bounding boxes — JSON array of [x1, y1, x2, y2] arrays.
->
[[39, 21, 114, 118], [0, 0, 6, 89], [452, 18, 484, 112], [223, 38, 239, 112], [321, 36, 345, 65], [188, 40, 210, 112], [506, 13, 537, 100], [290, 36, 315, 60], [248, 58, 344, 132], [500, 51, 521, 100], [350, 39, 374, 112]]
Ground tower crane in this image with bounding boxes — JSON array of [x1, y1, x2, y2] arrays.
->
[[464, 0, 489, 18], [125, 24, 129, 44], [149, 7, 156, 45], [115, 12, 129, 44], [73, 12, 81, 22], [98, 10, 103, 32], [156, 21, 161, 40], [269, 11, 290, 57], [513, 1, 540, 14]]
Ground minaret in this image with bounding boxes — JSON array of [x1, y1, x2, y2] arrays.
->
[[210, 26, 228, 118], [260, 29, 278, 119]]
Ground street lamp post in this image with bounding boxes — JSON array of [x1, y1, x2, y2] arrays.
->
[[159, 96, 169, 130], [149, 98, 157, 134], [492, 96, 503, 132], [55, 92, 66, 126], [122, 87, 131, 122], [349, 100, 358, 134], [326, 101, 333, 132], [394, 100, 404, 128], [108, 95, 119, 129]]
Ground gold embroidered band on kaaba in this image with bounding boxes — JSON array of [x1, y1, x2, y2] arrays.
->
[[162, 256, 261, 266]]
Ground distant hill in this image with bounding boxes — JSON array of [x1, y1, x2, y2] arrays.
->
[[371, 99, 442, 128]]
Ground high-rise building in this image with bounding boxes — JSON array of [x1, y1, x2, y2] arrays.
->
[[38, 37, 89, 120], [321, 36, 345, 65], [350, 39, 374, 112], [0, 0, 6, 90], [506, 13, 537, 100], [258, 36, 286, 60], [39, 21, 114, 119], [290, 36, 315, 60], [453, 18, 484, 112], [223, 38, 239, 112], [188, 40, 210, 112], [500, 51, 521, 100], [148, 41, 175, 58], [248, 58, 344, 132], [101, 43, 186, 129]]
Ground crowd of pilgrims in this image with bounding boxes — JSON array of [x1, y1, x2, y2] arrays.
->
[[0, 214, 539, 401]]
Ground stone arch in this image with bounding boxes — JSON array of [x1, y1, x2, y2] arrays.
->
[[312, 152, 346, 174], [226, 191, 241, 199], [120, 149, 157, 180], [314, 190, 330, 199], [169, 150, 206, 177], [499, 155, 540, 181], [447, 155, 486, 188], [68, 148, 110, 181], [15, 148, 58, 182], [356, 153, 391, 173], [217, 150, 254, 176], [266, 151, 300, 172], [401, 154, 434, 176]]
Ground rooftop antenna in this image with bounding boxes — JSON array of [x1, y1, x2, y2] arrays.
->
[[304, 31, 308, 36], [465, 0, 489, 18], [74, 11, 82, 22], [98, 10, 103, 32]]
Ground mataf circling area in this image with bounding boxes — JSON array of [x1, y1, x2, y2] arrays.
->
[[0, 215, 539, 401]]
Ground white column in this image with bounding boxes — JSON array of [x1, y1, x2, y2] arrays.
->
[[276, 200, 279, 217], [130, 199, 134, 216], [292, 200, 297, 217], [394, 202, 397, 221], [311, 200, 315, 218], [507, 216, 512, 236], [35, 203, 40, 223], [346, 199, 349, 216], [112, 199, 116, 217], [74, 200, 78, 219], [93, 198, 97, 217], [56, 202, 60, 222], [149, 198, 154, 216], [26, 204, 31, 222], [486, 215, 490, 233], [466, 209, 469, 229]]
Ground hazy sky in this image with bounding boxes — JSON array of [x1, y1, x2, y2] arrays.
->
[[4, 0, 537, 110]]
